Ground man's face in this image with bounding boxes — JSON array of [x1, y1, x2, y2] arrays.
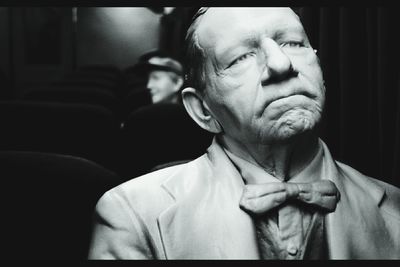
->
[[197, 8, 325, 145], [147, 70, 179, 103]]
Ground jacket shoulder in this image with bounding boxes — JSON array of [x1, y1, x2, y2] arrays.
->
[[367, 176, 400, 220], [336, 161, 400, 220], [103, 162, 188, 214], [91, 160, 203, 259], [97, 155, 210, 219]]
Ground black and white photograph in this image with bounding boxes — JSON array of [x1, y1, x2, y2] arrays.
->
[[0, 2, 399, 261]]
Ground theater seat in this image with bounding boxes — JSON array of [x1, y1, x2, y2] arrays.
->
[[121, 86, 152, 119], [0, 100, 120, 171], [20, 85, 120, 114], [52, 80, 116, 92], [123, 65, 148, 92], [66, 70, 120, 84], [0, 151, 121, 260], [119, 103, 213, 179], [78, 64, 121, 77]]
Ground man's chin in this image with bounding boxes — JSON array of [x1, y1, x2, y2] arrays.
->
[[268, 112, 320, 142], [275, 125, 311, 141]]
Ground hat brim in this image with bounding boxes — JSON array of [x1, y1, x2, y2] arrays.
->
[[137, 62, 182, 76]]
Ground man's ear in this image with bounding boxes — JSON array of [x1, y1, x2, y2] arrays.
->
[[181, 87, 222, 134], [174, 77, 184, 92]]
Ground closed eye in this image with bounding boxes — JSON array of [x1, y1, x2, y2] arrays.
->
[[227, 52, 255, 69], [280, 41, 304, 48]]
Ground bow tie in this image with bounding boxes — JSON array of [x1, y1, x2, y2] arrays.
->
[[239, 180, 340, 216]]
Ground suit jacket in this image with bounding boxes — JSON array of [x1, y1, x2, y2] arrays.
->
[[88, 138, 400, 259]]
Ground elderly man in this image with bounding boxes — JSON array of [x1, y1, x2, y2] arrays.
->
[[89, 8, 400, 259], [138, 50, 184, 104]]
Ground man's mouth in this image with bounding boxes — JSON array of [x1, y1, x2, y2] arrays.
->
[[259, 85, 316, 117], [271, 90, 314, 103]]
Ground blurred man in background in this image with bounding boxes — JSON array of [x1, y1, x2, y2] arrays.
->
[[138, 50, 184, 104]]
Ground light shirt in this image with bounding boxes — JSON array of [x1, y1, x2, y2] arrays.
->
[[223, 142, 328, 259]]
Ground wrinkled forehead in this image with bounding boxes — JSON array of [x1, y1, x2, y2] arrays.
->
[[196, 7, 303, 56]]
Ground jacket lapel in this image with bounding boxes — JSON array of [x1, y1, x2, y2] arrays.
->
[[157, 138, 259, 259], [321, 141, 396, 259]]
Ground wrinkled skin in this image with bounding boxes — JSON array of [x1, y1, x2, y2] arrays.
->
[[197, 8, 325, 147]]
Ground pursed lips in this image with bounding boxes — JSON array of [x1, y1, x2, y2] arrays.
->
[[257, 84, 316, 117]]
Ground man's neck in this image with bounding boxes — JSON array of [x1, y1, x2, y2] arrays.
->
[[219, 132, 319, 181]]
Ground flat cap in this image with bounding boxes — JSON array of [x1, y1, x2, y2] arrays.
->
[[137, 50, 183, 75]]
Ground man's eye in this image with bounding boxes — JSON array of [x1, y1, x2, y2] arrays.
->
[[280, 41, 304, 48], [228, 52, 254, 68]]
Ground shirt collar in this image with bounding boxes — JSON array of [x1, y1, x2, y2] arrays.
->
[[222, 141, 324, 184]]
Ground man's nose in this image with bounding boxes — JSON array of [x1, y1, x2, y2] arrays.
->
[[147, 79, 154, 91], [261, 39, 296, 85]]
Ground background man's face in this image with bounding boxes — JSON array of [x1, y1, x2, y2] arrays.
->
[[147, 70, 179, 103], [197, 8, 325, 145]]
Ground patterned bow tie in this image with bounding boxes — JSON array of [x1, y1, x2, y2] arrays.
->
[[239, 180, 340, 215]]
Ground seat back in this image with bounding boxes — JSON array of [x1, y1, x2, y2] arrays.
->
[[119, 103, 213, 179], [0, 100, 120, 170], [121, 86, 152, 119], [0, 151, 121, 259], [20, 85, 120, 114]]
